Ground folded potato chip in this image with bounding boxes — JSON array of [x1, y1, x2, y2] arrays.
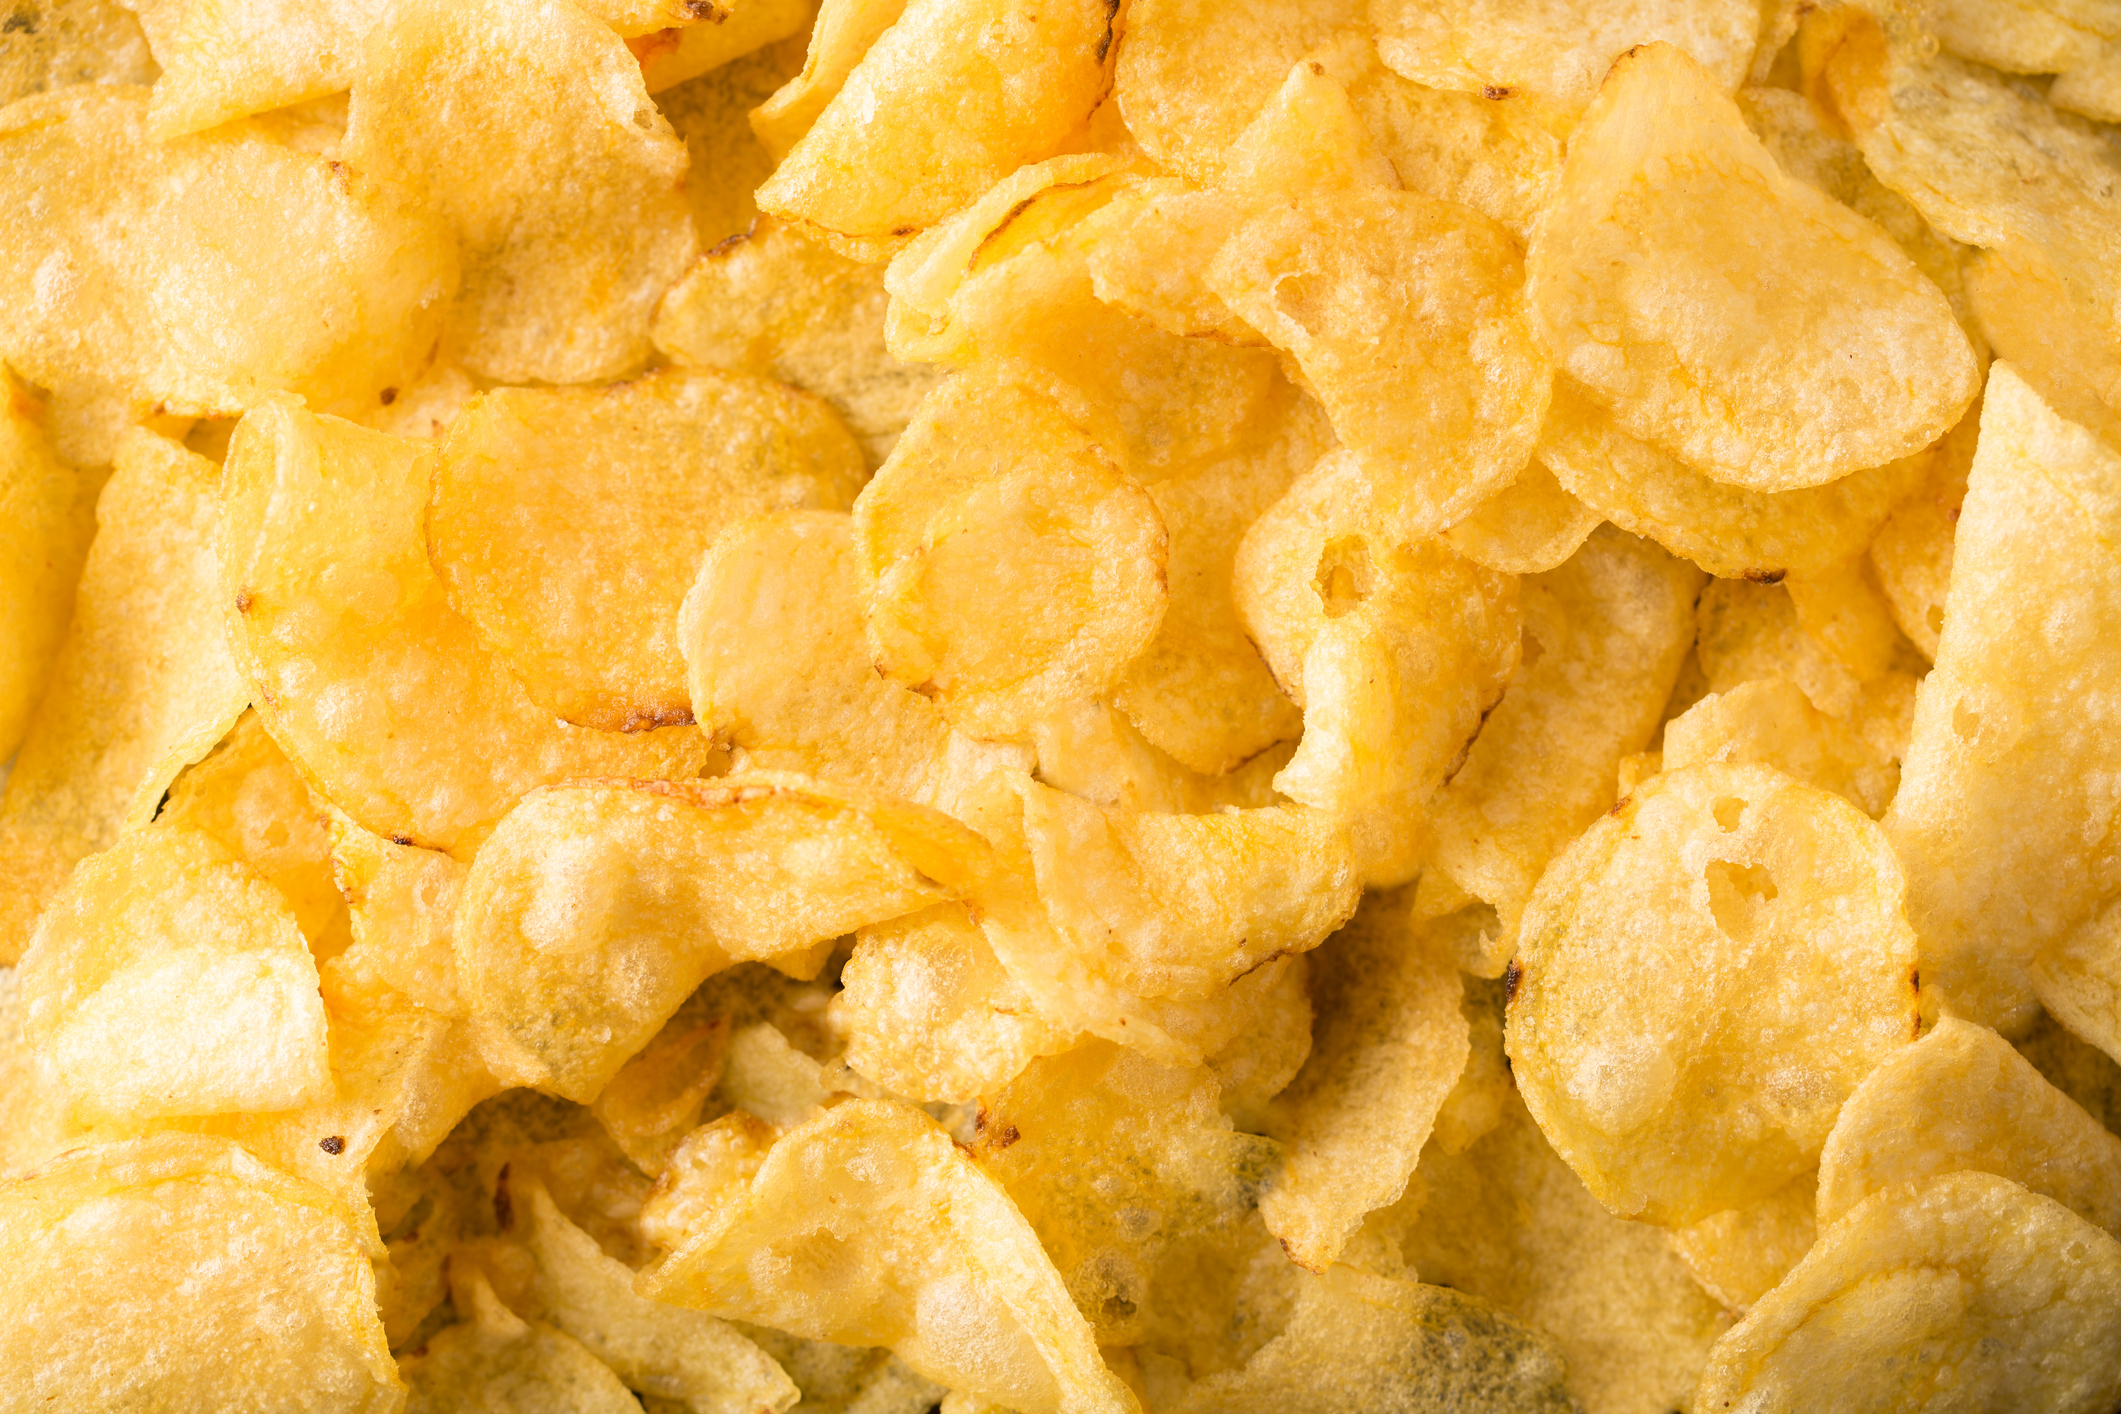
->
[[0, 379, 97, 763], [750, 0, 912, 158], [221, 399, 708, 854], [1510, 761, 1920, 1224]]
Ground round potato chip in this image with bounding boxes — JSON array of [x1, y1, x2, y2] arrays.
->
[[1508, 761, 1920, 1225]]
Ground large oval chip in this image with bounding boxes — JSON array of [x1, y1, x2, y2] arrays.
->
[[1508, 761, 1920, 1225]]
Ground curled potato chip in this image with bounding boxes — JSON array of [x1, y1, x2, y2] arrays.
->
[[0, 86, 454, 466], [1537, 377, 1930, 581], [1696, 1171, 2121, 1413], [1030, 699, 1291, 817], [1664, 677, 1899, 817], [751, 0, 911, 158], [0, 381, 97, 762], [654, 218, 946, 467], [1429, 525, 1701, 967], [1668, 1168, 1818, 1312], [428, 370, 864, 732], [1816, 1016, 2121, 1238], [0, 1134, 401, 1410], [0, 0, 152, 108], [756, 0, 1117, 249], [1258, 893, 1468, 1273], [347, 0, 696, 384], [629, 0, 814, 92], [1530, 44, 1975, 493], [641, 1098, 1141, 1414], [1438, 457, 1601, 575], [854, 376, 1168, 739], [456, 775, 975, 1100], [1509, 761, 1920, 1224], [20, 825, 328, 1123], [221, 399, 707, 854], [1887, 366, 2121, 1032]]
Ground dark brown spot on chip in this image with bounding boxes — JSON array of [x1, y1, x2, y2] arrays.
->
[[318, 1135, 345, 1155], [1482, 84, 1512, 98], [234, 589, 253, 614], [493, 1164, 514, 1229], [1504, 959, 1524, 1004], [390, 834, 414, 846], [1742, 568, 1787, 584], [379, 386, 397, 405], [1309, 61, 1326, 75]]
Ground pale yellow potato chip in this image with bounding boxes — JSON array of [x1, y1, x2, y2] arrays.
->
[[330, 813, 467, 1017], [346, 0, 696, 384], [1786, 554, 1914, 684], [403, 1265, 641, 1413], [1817, 1016, 2121, 1239], [1695, 1171, 2121, 1413], [1209, 185, 1549, 539], [590, 1015, 728, 1175], [430, 371, 863, 733], [0, 85, 454, 466], [1887, 366, 2121, 1032], [135, 0, 389, 137], [656, 35, 808, 249], [854, 376, 1168, 739], [1029, 699, 1292, 817], [455, 775, 974, 1100], [0, 966, 77, 1177], [1922, 0, 2121, 79], [2035, 898, 2121, 1073], [1079, 177, 1261, 344], [838, 903, 1076, 1103], [1439, 457, 1602, 574], [756, 0, 1117, 249], [1529, 44, 1975, 493], [1966, 246, 2121, 456], [1397, 1089, 1733, 1413], [630, 0, 816, 93], [0, 377, 98, 762], [221, 399, 708, 854], [2051, 37, 2121, 119], [641, 1099, 1141, 1414], [751, 0, 912, 158], [1257, 892, 1467, 1272], [0, 0, 152, 108], [0, 427, 244, 962], [1214, 43, 1402, 198], [1510, 761, 1921, 1224], [1667, 1168, 1818, 1312], [1429, 525, 1701, 968], [1538, 376, 1931, 581], [2017, 1003, 2121, 1130], [0, 1133, 401, 1410], [655, 217, 947, 468], [1663, 678, 1899, 816]]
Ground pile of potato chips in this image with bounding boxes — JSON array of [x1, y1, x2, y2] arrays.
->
[[8, 0, 2121, 1405]]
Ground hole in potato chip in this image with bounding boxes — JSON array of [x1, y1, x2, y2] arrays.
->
[[1314, 536, 1374, 618], [1713, 796, 1747, 831], [1704, 858, 1779, 942]]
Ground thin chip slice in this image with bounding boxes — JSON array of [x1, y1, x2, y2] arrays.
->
[[2035, 898, 2121, 1071], [629, 0, 815, 93], [0, 379, 97, 762], [1029, 699, 1292, 817], [1668, 1169, 1818, 1312], [1509, 761, 1920, 1224], [1886, 365, 2121, 1033], [656, 35, 807, 249], [1694, 577, 1871, 722], [640, 1099, 1141, 1414], [221, 399, 708, 854], [402, 1266, 641, 1414], [1663, 678, 1899, 817], [1966, 246, 2121, 458], [137, 0, 391, 137], [1695, 1171, 2121, 1413], [590, 1016, 729, 1176], [0, 1134, 401, 1410], [429, 370, 864, 732], [750, 0, 913, 158], [346, 0, 696, 384], [1439, 457, 1602, 575]]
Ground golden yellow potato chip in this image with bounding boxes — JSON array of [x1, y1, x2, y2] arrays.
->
[[1695, 1171, 2121, 1413], [1438, 457, 1602, 575], [1258, 892, 1468, 1272], [1923, 0, 2121, 77], [641, 1099, 1141, 1414], [0, 966, 77, 1176], [456, 775, 975, 1100], [429, 371, 862, 733], [655, 35, 807, 250], [134, 0, 388, 137], [1428, 526, 1701, 968], [0, 86, 454, 466], [403, 1264, 641, 1413], [0, 1133, 401, 1409], [839, 903, 1076, 1103], [1537, 376, 1931, 581], [2051, 39, 2121, 120], [854, 376, 1168, 739], [1029, 699, 1291, 817], [1529, 45, 1975, 493], [655, 218, 945, 468], [0, 0, 152, 108], [1667, 1168, 1818, 1312], [330, 812, 467, 1017], [1888, 365, 2121, 1032], [1079, 176, 1260, 344], [1817, 1016, 2121, 1239], [221, 399, 708, 853], [1663, 678, 1899, 816], [346, 0, 696, 385], [1695, 576, 1870, 720], [589, 1016, 728, 1176], [2034, 898, 2121, 1070], [0, 378, 97, 763], [751, 0, 911, 159], [629, 0, 814, 93], [1509, 761, 1920, 1224], [756, 0, 1117, 250], [1966, 246, 2121, 457]]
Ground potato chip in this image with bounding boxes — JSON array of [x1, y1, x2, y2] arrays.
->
[[1079, 177, 1260, 344], [0, 966, 77, 1176], [756, 0, 1117, 250], [1509, 761, 1920, 1224], [0, 86, 455, 466], [0, 1133, 401, 1409], [839, 903, 1076, 1103], [0, 0, 152, 108], [1029, 700, 1292, 817], [1537, 376, 1931, 581], [2035, 897, 2121, 1066], [1867, 442, 1968, 662], [1530, 45, 1975, 494], [854, 375, 1168, 739], [1694, 576, 1869, 720], [456, 775, 976, 1100], [656, 218, 946, 468], [751, 0, 911, 158], [1922, 0, 2121, 85], [2051, 37, 2121, 120], [346, 0, 696, 385], [221, 399, 708, 854], [1257, 892, 1467, 1272], [331, 813, 468, 1017], [1428, 526, 1701, 967], [590, 1016, 729, 1175], [134, 0, 390, 137], [1667, 1168, 1818, 1312], [1438, 457, 1602, 575], [2020, 1001, 2121, 1131], [0, 376, 97, 762], [1965, 246, 2121, 456], [1663, 678, 1899, 816], [403, 1264, 641, 1414], [629, 0, 815, 93], [641, 1098, 1141, 1414], [1887, 366, 2121, 1032], [655, 35, 808, 250], [429, 371, 862, 732], [1694, 1171, 2121, 1413]]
